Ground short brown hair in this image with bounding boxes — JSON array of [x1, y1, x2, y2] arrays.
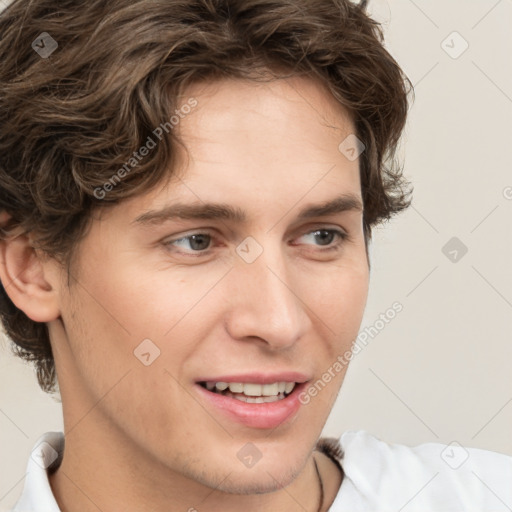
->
[[0, 0, 413, 394]]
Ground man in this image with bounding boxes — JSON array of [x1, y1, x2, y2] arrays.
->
[[0, 0, 510, 511]]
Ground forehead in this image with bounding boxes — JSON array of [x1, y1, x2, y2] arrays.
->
[[179, 75, 356, 156], [121, 76, 362, 221]]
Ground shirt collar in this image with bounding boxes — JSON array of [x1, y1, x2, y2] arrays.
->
[[12, 431, 64, 512]]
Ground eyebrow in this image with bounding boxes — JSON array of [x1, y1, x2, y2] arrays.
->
[[133, 193, 363, 226]]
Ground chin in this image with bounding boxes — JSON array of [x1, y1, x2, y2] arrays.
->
[[213, 464, 303, 495], [203, 448, 308, 495]]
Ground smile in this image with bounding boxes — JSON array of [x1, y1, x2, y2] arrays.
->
[[199, 381, 296, 403], [195, 378, 308, 429]]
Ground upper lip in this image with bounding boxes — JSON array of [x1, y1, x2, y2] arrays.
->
[[196, 372, 311, 384]]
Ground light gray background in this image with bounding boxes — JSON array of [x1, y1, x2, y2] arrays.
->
[[1, 0, 512, 509]]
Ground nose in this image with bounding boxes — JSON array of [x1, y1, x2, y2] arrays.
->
[[223, 240, 311, 350]]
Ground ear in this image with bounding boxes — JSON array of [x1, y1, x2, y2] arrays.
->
[[0, 217, 61, 323]]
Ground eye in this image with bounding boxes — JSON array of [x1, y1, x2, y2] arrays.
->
[[163, 227, 349, 258], [296, 228, 348, 251], [166, 233, 214, 255]]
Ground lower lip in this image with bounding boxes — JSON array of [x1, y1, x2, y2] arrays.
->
[[195, 382, 308, 429]]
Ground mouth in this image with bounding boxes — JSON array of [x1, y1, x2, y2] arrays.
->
[[194, 377, 309, 429], [198, 380, 297, 403]]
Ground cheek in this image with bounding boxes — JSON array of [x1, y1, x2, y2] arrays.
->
[[72, 260, 188, 341], [301, 258, 369, 339], [67, 263, 228, 395], [298, 266, 368, 414], [60, 275, 197, 438]]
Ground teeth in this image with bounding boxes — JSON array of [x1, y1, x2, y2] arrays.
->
[[284, 382, 295, 394], [228, 382, 244, 393], [262, 383, 279, 396], [241, 383, 262, 396], [234, 395, 281, 403], [209, 381, 296, 397]]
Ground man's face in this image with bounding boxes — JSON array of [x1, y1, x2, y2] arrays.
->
[[50, 76, 369, 493]]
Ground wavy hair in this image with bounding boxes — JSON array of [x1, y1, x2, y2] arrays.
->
[[0, 0, 414, 393]]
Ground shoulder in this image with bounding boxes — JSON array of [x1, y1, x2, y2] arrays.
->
[[320, 430, 512, 512]]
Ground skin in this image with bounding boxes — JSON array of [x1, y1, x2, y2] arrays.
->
[[0, 75, 370, 512]]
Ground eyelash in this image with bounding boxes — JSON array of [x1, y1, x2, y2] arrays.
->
[[164, 228, 349, 257]]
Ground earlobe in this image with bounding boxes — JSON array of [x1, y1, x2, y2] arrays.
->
[[0, 229, 61, 323]]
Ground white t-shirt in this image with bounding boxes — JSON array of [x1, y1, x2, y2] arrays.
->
[[10, 430, 512, 511]]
